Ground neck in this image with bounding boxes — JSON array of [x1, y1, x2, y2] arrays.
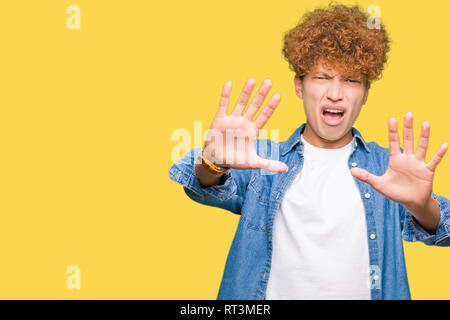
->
[[302, 123, 353, 149]]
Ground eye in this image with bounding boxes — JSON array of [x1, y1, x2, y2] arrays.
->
[[345, 78, 360, 83]]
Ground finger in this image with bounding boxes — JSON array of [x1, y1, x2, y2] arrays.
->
[[426, 142, 448, 172], [388, 117, 401, 157], [243, 79, 272, 121], [403, 112, 414, 154], [217, 81, 232, 117], [253, 93, 281, 129], [350, 167, 382, 191], [231, 78, 256, 116], [256, 156, 288, 172], [415, 121, 430, 162]]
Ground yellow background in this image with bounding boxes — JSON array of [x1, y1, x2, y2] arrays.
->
[[0, 0, 448, 299]]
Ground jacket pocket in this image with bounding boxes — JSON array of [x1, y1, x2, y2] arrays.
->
[[241, 175, 273, 232], [248, 175, 273, 205]]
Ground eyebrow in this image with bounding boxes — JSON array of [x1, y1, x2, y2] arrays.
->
[[316, 72, 331, 77], [315, 72, 360, 80]]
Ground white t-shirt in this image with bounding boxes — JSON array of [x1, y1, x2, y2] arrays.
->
[[265, 134, 371, 299]]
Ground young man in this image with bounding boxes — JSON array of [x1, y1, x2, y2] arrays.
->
[[169, 4, 449, 299]]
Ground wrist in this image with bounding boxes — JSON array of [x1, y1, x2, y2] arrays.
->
[[200, 149, 229, 174], [405, 195, 440, 235], [404, 194, 434, 213]]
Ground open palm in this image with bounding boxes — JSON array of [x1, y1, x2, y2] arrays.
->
[[351, 112, 448, 208], [203, 78, 288, 172]]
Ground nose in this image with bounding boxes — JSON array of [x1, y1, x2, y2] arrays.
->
[[326, 78, 344, 102]]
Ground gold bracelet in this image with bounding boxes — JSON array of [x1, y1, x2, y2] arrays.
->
[[200, 150, 229, 174]]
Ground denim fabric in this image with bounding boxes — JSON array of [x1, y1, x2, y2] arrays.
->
[[169, 123, 450, 300]]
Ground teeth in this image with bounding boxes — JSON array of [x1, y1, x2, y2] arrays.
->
[[324, 108, 343, 113]]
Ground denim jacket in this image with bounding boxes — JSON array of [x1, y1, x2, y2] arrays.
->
[[169, 123, 450, 300]]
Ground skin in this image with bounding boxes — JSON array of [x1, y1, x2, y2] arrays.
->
[[351, 114, 447, 234], [195, 78, 287, 187], [294, 59, 370, 149], [199, 78, 288, 174], [197, 61, 448, 233], [293, 59, 448, 234]]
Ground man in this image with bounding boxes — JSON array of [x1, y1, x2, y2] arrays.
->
[[169, 4, 449, 299]]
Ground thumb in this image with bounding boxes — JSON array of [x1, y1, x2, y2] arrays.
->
[[256, 157, 288, 173], [350, 167, 381, 190]]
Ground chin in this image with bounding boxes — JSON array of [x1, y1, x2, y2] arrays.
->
[[318, 125, 346, 139]]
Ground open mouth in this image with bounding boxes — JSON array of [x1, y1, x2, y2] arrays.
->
[[321, 107, 345, 126]]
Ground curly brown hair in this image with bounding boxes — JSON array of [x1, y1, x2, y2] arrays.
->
[[282, 2, 391, 86]]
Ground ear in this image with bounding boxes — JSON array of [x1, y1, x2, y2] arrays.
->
[[362, 82, 370, 105], [294, 75, 303, 99]]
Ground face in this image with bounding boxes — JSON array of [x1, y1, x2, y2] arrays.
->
[[294, 59, 370, 149]]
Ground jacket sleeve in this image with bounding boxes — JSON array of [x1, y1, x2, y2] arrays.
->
[[400, 192, 450, 246], [168, 148, 253, 215]]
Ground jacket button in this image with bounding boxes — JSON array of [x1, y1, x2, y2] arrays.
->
[[365, 193, 371, 199], [370, 233, 376, 240], [351, 162, 357, 167]]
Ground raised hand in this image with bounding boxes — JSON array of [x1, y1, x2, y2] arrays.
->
[[203, 78, 288, 172], [350, 112, 448, 208]]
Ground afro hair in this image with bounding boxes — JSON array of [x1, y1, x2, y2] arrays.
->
[[282, 3, 391, 85]]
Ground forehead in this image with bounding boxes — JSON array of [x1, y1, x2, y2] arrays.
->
[[311, 60, 343, 75], [310, 59, 360, 78]]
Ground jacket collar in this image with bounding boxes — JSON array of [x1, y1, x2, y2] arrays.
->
[[280, 123, 371, 156]]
